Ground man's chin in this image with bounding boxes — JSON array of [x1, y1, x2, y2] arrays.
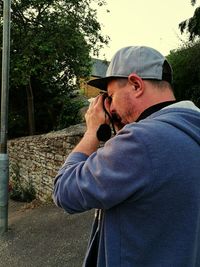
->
[[114, 121, 125, 131], [111, 113, 126, 130]]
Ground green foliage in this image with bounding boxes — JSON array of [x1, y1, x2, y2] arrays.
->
[[174, 1, 200, 107], [10, 163, 36, 202], [179, 6, 200, 41], [56, 97, 86, 130], [167, 41, 200, 107], [179, 0, 200, 41], [191, 0, 197, 6], [0, 0, 109, 138]]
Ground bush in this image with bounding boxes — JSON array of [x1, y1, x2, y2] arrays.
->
[[10, 164, 36, 202], [56, 96, 87, 130]]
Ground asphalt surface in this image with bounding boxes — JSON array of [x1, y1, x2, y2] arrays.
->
[[0, 200, 94, 267]]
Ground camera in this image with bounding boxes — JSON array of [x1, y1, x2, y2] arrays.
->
[[96, 93, 113, 141], [97, 93, 126, 141], [88, 93, 124, 142]]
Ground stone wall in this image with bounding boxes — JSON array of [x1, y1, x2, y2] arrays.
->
[[8, 124, 86, 202]]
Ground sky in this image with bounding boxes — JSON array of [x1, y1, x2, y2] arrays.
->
[[94, 0, 200, 60]]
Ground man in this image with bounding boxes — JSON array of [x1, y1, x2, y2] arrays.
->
[[53, 46, 200, 267]]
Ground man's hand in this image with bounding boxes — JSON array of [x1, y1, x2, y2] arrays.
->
[[72, 94, 109, 156], [85, 94, 109, 136]]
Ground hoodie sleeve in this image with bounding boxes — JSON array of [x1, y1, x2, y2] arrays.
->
[[53, 125, 153, 214]]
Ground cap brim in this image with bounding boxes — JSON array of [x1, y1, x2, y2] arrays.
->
[[87, 77, 112, 91], [87, 76, 128, 91]]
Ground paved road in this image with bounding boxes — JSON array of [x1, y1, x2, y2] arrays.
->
[[0, 200, 93, 267]]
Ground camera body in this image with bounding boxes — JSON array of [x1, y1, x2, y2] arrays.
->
[[96, 93, 113, 141], [102, 93, 124, 130], [88, 93, 124, 141]]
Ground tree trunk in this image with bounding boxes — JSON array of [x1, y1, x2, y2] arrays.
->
[[26, 79, 35, 135]]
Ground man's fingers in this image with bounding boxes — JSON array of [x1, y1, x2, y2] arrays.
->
[[88, 94, 102, 108]]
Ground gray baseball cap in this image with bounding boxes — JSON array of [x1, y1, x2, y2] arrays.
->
[[87, 46, 173, 91]]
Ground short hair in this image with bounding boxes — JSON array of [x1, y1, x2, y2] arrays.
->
[[145, 80, 174, 92], [115, 78, 128, 88], [115, 77, 173, 92]]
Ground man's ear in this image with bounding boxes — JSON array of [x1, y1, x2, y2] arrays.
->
[[128, 73, 144, 97]]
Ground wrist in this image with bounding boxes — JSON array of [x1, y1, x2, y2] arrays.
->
[[84, 130, 98, 138]]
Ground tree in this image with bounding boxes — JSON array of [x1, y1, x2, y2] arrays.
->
[[172, 0, 200, 107], [191, 0, 197, 6], [179, 0, 200, 40], [0, 0, 109, 137], [167, 41, 200, 108]]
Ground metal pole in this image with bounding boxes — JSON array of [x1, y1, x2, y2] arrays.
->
[[0, 154, 9, 234], [0, 0, 11, 235]]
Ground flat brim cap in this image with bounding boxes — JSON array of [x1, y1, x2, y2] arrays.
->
[[87, 46, 172, 91], [87, 75, 128, 91]]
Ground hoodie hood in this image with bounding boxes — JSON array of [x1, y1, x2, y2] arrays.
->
[[150, 101, 200, 146]]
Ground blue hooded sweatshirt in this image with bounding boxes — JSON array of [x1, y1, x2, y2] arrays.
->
[[53, 101, 200, 267]]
